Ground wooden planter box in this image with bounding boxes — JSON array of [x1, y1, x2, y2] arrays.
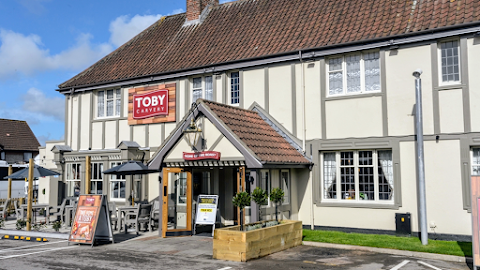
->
[[213, 220, 302, 262]]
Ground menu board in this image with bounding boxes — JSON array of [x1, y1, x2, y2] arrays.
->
[[69, 195, 113, 246], [195, 195, 218, 225]]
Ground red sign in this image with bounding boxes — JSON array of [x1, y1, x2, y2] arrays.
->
[[133, 89, 169, 119], [69, 195, 102, 244], [183, 151, 221, 161]]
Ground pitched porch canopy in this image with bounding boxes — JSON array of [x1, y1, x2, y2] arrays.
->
[[148, 99, 312, 170]]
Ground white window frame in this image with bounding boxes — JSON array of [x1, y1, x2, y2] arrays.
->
[[191, 75, 214, 102], [229, 71, 240, 106], [90, 162, 104, 195], [321, 150, 394, 204], [438, 39, 461, 86], [471, 148, 480, 176], [326, 51, 381, 97], [97, 89, 121, 118], [110, 162, 126, 201], [259, 169, 271, 207], [66, 163, 81, 197]]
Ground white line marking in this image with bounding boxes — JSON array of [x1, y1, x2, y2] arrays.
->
[[0, 240, 68, 253], [217, 267, 232, 270], [418, 261, 442, 270], [390, 260, 410, 270], [0, 246, 77, 260]]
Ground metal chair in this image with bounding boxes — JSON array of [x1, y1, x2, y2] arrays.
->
[[108, 201, 118, 231], [137, 204, 153, 232], [150, 200, 159, 231], [48, 198, 66, 223], [123, 204, 140, 234], [13, 200, 24, 220], [0, 199, 10, 219]]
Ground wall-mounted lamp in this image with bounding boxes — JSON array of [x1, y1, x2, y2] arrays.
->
[[184, 103, 202, 151]]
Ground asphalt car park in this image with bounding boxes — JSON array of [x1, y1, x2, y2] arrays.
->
[[0, 235, 473, 270]]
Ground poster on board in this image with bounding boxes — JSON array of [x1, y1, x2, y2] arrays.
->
[[195, 195, 219, 225], [68, 194, 114, 246]]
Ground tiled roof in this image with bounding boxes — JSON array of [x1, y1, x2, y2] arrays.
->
[[59, 0, 480, 90], [0, 119, 40, 151], [202, 100, 310, 165], [59, 0, 480, 89]]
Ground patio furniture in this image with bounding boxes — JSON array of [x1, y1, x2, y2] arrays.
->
[[0, 199, 10, 219], [138, 203, 153, 232], [122, 204, 140, 234], [21, 203, 50, 224], [14, 200, 25, 220], [150, 200, 159, 231], [108, 202, 118, 231], [48, 199, 66, 223]]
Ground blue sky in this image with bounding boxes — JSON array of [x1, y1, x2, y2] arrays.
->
[[0, 0, 233, 146]]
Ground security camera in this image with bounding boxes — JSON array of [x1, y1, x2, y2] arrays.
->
[[412, 69, 423, 78]]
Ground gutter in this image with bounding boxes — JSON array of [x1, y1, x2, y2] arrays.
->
[[57, 22, 480, 94]]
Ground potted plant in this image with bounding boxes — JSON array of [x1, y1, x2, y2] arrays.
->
[[52, 220, 62, 232], [269, 187, 284, 222], [251, 187, 268, 221], [232, 191, 251, 231], [16, 219, 27, 230]]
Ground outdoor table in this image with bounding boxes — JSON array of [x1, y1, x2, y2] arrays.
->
[[20, 204, 50, 224], [117, 206, 138, 233]]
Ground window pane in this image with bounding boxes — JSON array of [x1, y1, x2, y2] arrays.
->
[[107, 100, 114, 116], [193, 89, 202, 101], [230, 72, 240, 104], [115, 89, 121, 116], [364, 52, 380, 91], [281, 171, 289, 204], [205, 76, 213, 100], [329, 71, 343, 95], [329, 57, 342, 71], [346, 54, 361, 93], [340, 152, 355, 199], [98, 91, 104, 117], [106, 90, 114, 100], [473, 149, 480, 176], [193, 77, 202, 89], [440, 41, 460, 83], [323, 153, 337, 199], [378, 151, 394, 200]]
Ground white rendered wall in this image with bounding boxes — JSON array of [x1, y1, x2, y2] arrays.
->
[[118, 120, 130, 143], [303, 61, 322, 140], [269, 65, 293, 133], [438, 89, 464, 133], [468, 38, 480, 132], [91, 122, 103, 150], [104, 121, 117, 149], [133, 125, 146, 147], [80, 93, 91, 150], [385, 45, 434, 136], [149, 124, 162, 148], [243, 68, 265, 108]]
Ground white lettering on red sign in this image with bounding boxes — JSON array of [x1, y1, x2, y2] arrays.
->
[[133, 89, 169, 119], [183, 151, 221, 161]]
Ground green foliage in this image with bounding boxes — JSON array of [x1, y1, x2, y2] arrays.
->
[[32, 221, 46, 231], [269, 187, 284, 205], [16, 219, 27, 230], [251, 187, 268, 205], [232, 191, 251, 210], [302, 229, 473, 257], [52, 220, 62, 232]]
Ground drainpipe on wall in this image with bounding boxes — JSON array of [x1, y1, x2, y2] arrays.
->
[[299, 51, 306, 153]]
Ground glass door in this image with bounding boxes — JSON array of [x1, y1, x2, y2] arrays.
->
[[162, 168, 192, 237]]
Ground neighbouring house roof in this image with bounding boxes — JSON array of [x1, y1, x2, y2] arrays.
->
[[0, 119, 40, 152], [148, 99, 311, 169], [58, 0, 480, 90]]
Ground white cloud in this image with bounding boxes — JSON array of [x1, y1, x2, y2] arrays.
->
[[20, 88, 64, 122], [19, 0, 51, 15], [170, 8, 184, 15], [109, 14, 162, 47], [0, 29, 113, 79]]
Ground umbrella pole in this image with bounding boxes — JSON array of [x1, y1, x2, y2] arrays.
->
[[26, 159, 34, 231], [131, 174, 134, 206], [7, 165, 12, 199]]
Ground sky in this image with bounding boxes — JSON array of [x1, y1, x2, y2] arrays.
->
[[0, 0, 233, 147]]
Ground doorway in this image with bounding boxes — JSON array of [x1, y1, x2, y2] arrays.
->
[[162, 168, 192, 237]]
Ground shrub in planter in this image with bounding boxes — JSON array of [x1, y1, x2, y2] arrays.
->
[[232, 191, 251, 231], [16, 219, 27, 230], [32, 221, 46, 231], [52, 220, 62, 232], [251, 187, 267, 221], [269, 187, 284, 222]]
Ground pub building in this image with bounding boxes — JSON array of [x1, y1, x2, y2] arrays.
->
[[38, 0, 480, 240]]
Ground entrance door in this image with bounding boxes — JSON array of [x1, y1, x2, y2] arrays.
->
[[162, 168, 192, 237]]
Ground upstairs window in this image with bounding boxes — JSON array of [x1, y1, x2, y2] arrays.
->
[[328, 51, 380, 96], [439, 40, 460, 85], [230, 72, 240, 105], [97, 89, 121, 118], [192, 76, 213, 101]]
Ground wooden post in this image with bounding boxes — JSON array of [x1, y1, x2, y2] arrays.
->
[[7, 165, 12, 199], [85, 156, 91, 194], [26, 159, 34, 231], [236, 167, 246, 227]]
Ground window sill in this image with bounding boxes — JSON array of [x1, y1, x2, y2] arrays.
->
[[93, 116, 126, 122], [325, 92, 383, 101], [316, 201, 399, 210], [435, 83, 465, 91]]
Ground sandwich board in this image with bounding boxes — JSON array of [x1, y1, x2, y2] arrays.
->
[[68, 194, 114, 246], [194, 195, 219, 236]]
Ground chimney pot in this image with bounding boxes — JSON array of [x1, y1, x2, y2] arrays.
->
[[186, 0, 218, 21]]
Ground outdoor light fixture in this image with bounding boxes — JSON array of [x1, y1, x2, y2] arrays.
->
[[184, 103, 202, 151]]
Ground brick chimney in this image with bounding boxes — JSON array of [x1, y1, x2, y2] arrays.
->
[[186, 0, 218, 21]]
